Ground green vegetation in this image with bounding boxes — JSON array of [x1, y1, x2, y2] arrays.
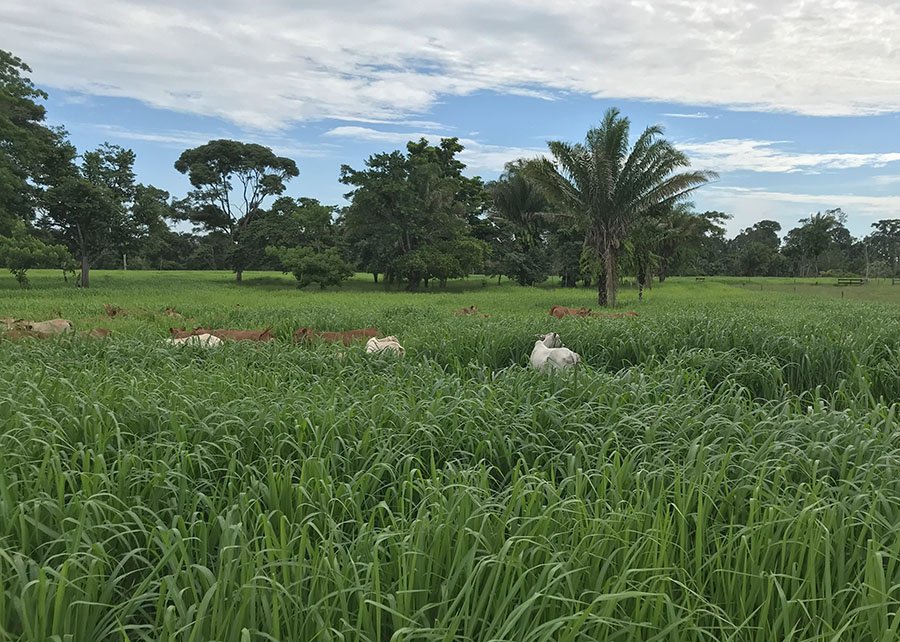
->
[[2, 272, 900, 640]]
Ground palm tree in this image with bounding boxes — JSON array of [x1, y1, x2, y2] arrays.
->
[[527, 108, 717, 307], [490, 161, 549, 250]]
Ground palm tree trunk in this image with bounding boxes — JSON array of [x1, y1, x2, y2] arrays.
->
[[603, 245, 618, 307]]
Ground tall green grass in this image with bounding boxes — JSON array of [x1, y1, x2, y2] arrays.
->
[[2, 272, 900, 640]]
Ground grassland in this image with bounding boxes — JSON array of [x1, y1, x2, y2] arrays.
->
[[2, 270, 900, 641]]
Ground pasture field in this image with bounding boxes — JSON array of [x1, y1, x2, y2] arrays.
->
[[2, 270, 900, 641]]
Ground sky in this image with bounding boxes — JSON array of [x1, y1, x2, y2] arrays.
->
[[2, 0, 900, 238]]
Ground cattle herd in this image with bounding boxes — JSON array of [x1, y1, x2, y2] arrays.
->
[[2, 304, 637, 371]]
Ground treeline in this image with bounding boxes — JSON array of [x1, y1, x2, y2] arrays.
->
[[2, 49, 898, 305]]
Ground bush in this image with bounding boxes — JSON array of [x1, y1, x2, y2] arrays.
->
[[268, 246, 354, 289], [0, 223, 74, 286]]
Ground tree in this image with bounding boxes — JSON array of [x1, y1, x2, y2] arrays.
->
[[41, 143, 153, 287], [174, 140, 299, 282], [866, 219, 900, 277], [0, 49, 74, 234], [0, 220, 72, 286], [268, 246, 353, 289], [527, 108, 716, 306], [341, 138, 487, 290], [487, 162, 551, 285], [729, 220, 783, 276], [783, 209, 845, 276]]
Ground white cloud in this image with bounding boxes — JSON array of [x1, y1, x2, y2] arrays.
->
[[325, 126, 543, 172], [662, 112, 714, 119], [3, 0, 900, 129], [872, 175, 900, 186], [92, 125, 337, 159], [681, 139, 900, 173]]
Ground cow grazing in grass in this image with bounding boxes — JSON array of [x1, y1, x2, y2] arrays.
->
[[365, 336, 405, 356], [169, 327, 275, 342], [549, 305, 591, 319], [166, 333, 222, 347], [530, 332, 581, 372], [25, 319, 74, 336], [293, 327, 380, 345]]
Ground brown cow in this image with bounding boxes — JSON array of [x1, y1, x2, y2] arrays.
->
[[293, 327, 380, 345], [104, 304, 125, 318], [456, 305, 480, 316], [549, 305, 592, 319], [169, 327, 275, 342], [1, 329, 48, 340]]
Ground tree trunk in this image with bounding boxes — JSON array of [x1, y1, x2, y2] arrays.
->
[[603, 244, 618, 307], [236, 270, 243, 283], [597, 272, 608, 306], [80, 255, 90, 288], [637, 264, 646, 302], [372, 272, 379, 283], [497, 274, 502, 285]]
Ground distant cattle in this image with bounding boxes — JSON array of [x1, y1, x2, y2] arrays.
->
[[166, 333, 222, 348], [549, 305, 592, 319], [25, 319, 74, 336], [104, 304, 125, 318], [1, 329, 49, 341], [169, 327, 275, 342], [365, 336, 405, 357], [293, 327, 380, 345], [455, 305, 491, 318]]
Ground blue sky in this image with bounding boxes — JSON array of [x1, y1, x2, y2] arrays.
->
[[4, 0, 900, 238]]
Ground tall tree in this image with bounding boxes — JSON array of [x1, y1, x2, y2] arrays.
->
[[866, 219, 900, 277], [341, 137, 487, 290], [729, 220, 783, 276], [0, 49, 74, 234], [41, 143, 153, 287], [527, 107, 716, 306], [174, 139, 299, 282], [487, 161, 550, 285], [783, 209, 844, 276]]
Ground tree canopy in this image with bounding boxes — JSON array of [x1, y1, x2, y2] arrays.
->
[[0, 49, 74, 235], [340, 137, 488, 289], [527, 107, 717, 306], [174, 139, 299, 281]]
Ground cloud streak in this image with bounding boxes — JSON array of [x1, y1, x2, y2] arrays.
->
[[681, 139, 900, 174], [325, 126, 543, 172], [3, 0, 900, 129]]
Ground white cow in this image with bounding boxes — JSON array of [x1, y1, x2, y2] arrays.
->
[[24, 319, 74, 336], [530, 332, 581, 371], [365, 336, 405, 356], [166, 333, 222, 348]]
